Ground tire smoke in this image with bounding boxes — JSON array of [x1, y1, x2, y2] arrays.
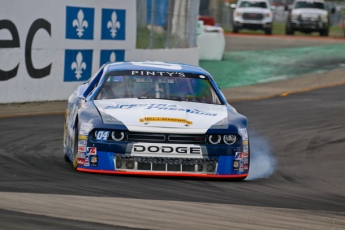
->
[[246, 133, 276, 180]]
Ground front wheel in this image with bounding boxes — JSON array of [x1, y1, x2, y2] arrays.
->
[[233, 26, 239, 33], [63, 120, 71, 162], [285, 25, 294, 35], [320, 29, 329, 37], [72, 123, 79, 169], [64, 153, 71, 162], [265, 28, 272, 35]]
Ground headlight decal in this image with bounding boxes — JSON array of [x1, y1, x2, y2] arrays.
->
[[208, 135, 221, 144], [111, 131, 125, 141], [95, 130, 110, 140], [207, 134, 239, 145], [223, 135, 237, 145]]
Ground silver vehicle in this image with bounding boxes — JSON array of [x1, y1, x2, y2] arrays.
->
[[285, 0, 335, 36], [231, 0, 274, 34]]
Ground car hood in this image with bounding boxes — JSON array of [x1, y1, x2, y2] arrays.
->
[[292, 8, 327, 15], [93, 99, 229, 134]]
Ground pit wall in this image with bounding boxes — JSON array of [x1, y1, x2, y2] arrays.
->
[[0, 0, 199, 103]]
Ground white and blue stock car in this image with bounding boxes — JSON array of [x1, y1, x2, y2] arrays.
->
[[64, 61, 250, 179]]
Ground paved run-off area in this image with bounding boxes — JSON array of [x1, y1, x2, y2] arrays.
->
[[200, 43, 345, 89]]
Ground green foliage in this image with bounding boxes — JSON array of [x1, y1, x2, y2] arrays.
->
[[136, 27, 166, 49]]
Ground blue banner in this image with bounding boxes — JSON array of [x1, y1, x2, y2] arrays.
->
[[66, 6, 94, 40], [100, 50, 125, 66], [101, 9, 126, 40]]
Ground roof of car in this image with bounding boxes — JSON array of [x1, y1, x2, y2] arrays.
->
[[238, 0, 270, 2], [105, 61, 210, 75]]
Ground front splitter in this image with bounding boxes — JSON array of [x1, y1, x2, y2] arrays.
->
[[77, 168, 248, 179]]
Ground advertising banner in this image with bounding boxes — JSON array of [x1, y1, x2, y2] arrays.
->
[[0, 0, 136, 103]]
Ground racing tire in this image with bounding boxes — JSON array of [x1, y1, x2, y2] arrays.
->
[[63, 120, 71, 162], [64, 153, 71, 162], [265, 28, 272, 35], [285, 26, 294, 35], [72, 122, 79, 169], [320, 29, 329, 37]]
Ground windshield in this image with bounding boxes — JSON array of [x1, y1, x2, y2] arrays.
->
[[294, 1, 325, 9], [239, 1, 267, 8], [95, 74, 222, 105]]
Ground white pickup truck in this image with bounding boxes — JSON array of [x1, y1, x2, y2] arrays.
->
[[232, 0, 274, 35], [285, 0, 335, 36]]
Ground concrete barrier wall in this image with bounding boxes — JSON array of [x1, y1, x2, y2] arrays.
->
[[0, 0, 199, 103]]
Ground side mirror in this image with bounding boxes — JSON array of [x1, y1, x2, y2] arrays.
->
[[271, 6, 276, 11], [285, 5, 292, 11], [230, 4, 236, 9], [331, 8, 335, 14]]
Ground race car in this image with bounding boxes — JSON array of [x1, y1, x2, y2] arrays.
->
[[63, 61, 250, 179]]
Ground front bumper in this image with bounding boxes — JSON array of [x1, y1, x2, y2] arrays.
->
[[234, 16, 272, 30], [78, 168, 248, 179], [290, 20, 328, 31], [76, 140, 249, 178]]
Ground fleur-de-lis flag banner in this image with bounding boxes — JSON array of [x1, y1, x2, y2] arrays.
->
[[101, 9, 126, 40], [64, 5, 127, 82], [64, 50, 93, 82], [66, 6, 94, 39], [100, 50, 125, 67]]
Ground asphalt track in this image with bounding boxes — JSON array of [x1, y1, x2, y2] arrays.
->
[[1, 34, 345, 229], [0, 83, 345, 229]]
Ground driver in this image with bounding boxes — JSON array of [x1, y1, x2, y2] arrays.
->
[[99, 76, 126, 99]]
